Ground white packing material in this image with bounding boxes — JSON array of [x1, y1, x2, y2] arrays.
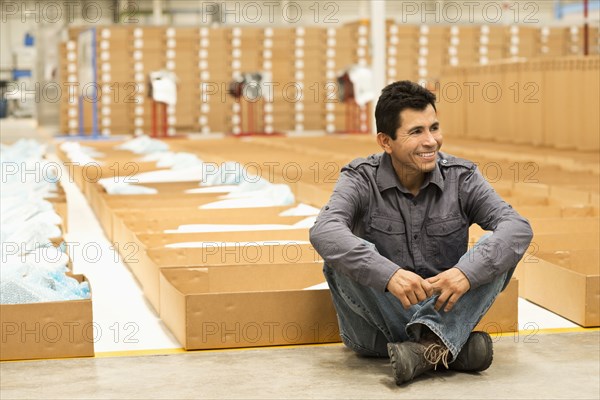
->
[[278, 203, 321, 217], [201, 161, 247, 186], [220, 177, 271, 198], [99, 164, 205, 187], [290, 216, 317, 228], [165, 216, 315, 234], [23, 209, 63, 227], [1, 248, 89, 304], [155, 152, 203, 170], [59, 141, 105, 158], [3, 246, 70, 272], [184, 185, 239, 194], [103, 183, 159, 195], [303, 282, 330, 290], [137, 151, 175, 162], [1, 138, 47, 162], [199, 184, 295, 209], [115, 135, 169, 154], [1, 180, 58, 201], [165, 223, 300, 234], [1, 200, 55, 226], [1, 220, 62, 248], [165, 240, 310, 249]]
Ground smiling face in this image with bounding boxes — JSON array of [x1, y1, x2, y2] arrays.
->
[[377, 104, 443, 192]]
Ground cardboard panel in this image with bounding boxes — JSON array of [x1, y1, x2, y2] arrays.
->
[[159, 263, 339, 349], [0, 275, 94, 361], [522, 256, 598, 327], [134, 243, 321, 313], [474, 279, 518, 333]]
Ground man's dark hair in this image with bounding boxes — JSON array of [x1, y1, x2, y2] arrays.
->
[[375, 81, 437, 140]]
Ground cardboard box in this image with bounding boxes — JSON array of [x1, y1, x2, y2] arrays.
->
[[133, 228, 310, 252], [514, 204, 598, 218], [474, 278, 518, 333], [159, 262, 339, 349], [520, 254, 598, 327], [531, 232, 600, 252], [0, 275, 94, 361], [529, 217, 599, 234], [296, 181, 334, 207], [111, 206, 308, 245], [133, 242, 321, 313]]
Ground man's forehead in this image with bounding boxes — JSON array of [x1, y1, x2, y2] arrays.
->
[[399, 106, 438, 128]]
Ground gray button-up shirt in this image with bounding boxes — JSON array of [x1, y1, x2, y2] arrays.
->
[[309, 151, 533, 292]]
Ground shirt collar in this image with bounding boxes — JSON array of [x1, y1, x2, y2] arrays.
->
[[376, 152, 445, 194]]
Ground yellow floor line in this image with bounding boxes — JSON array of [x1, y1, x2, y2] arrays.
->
[[495, 326, 599, 336], [93, 326, 599, 359]]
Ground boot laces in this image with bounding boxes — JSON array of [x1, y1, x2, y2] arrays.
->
[[423, 343, 450, 370]]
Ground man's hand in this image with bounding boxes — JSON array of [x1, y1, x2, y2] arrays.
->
[[387, 269, 434, 309], [426, 267, 471, 312]]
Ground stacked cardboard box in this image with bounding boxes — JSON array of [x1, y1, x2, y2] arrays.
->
[[0, 275, 94, 361], [96, 26, 134, 136], [441, 55, 599, 151], [198, 27, 232, 134], [129, 27, 166, 136], [58, 41, 80, 135], [386, 24, 419, 82], [165, 27, 200, 134]]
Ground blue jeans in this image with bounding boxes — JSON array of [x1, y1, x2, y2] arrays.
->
[[323, 236, 511, 360]]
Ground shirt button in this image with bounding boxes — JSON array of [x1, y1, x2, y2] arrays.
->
[[413, 234, 418, 239], [387, 226, 392, 232], [441, 159, 448, 164]]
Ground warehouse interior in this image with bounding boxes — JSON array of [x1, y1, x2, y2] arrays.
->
[[1, 0, 599, 399]]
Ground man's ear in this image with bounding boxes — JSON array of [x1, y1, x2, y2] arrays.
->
[[377, 132, 392, 154]]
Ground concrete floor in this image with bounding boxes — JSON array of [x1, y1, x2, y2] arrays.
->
[[1, 332, 599, 399]]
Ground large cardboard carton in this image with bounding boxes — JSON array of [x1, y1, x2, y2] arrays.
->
[[520, 253, 599, 327], [94, 190, 229, 239], [133, 228, 310, 251], [296, 181, 334, 207], [159, 263, 339, 349], [0, 275, 94, 361], [529, 217, 599, 234], [111, 207, 309, 247], [134, 243, 322, 313], [531, 232, 600, 252], [474, 279, 519, 333], [514, 204, 598, 218]]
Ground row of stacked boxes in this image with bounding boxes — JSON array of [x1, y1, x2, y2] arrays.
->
[[438, 55, 600, 151], [59, 22, 599, 136]]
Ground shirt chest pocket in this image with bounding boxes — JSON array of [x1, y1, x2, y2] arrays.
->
[[369, 215, 406, 235], [366, 215, 406, 264], [425, 217, 464, 236], [425, 216, 468, 268]]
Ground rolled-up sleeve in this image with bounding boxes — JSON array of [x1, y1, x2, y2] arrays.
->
[[455, 167, 534, 289], [309, 167, 400, 292]]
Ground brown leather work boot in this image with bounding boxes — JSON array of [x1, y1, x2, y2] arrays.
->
[[449, 331, 494, 372], [387, 341, 450, 385]]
